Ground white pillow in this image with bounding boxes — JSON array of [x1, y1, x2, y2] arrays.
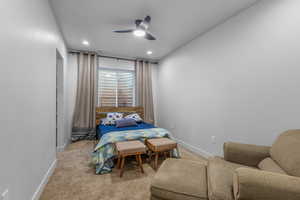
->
[[101, 118, 115, 125], [114, 112, 123, 120], [103, 112, 123, 125], [106, 112, 115, 120], [124, 113, 143, 122]]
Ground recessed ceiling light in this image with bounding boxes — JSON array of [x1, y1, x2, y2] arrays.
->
[[133, 29, 146, 37], [147, 51, 153, 55], [82, 40, 89, 46]]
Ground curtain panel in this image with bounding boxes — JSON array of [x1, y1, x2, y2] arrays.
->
[[136, 60, 155, 124], [72, 53, 97, 141]]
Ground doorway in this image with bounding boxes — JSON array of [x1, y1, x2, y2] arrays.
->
[[56, 50, 64, 151]]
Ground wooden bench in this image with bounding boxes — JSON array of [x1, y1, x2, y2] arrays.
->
[[146, 138, 177, 170], [115, 140, 146, 177]]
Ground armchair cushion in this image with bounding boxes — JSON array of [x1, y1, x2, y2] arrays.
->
[[207, 157, 252, 200], [270, 129, 300, 177], [258, 157, 287, 175], [233, 167, 300, 200], [223, 142, 270, 167]]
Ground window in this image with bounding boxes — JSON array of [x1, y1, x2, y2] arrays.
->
[[98, 58, 135, 107]]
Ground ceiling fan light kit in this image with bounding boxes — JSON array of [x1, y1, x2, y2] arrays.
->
[[133, 29, 146, 37], [113, 15, 156, 40]]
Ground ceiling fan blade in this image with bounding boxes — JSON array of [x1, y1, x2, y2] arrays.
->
[[113, 29, 134, 33], [145, 32, 156, 40], [144, 16, 151, 23], [135, 19, 142, 27]]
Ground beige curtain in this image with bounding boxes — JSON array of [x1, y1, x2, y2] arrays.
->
[[136, 60, 154, 124], [72, 53, 97, 141]]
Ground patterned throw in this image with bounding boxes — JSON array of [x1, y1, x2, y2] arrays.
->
[[92, 128, 179, 174]]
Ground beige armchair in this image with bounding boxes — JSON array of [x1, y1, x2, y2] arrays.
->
[[150, 130, 300, 200]]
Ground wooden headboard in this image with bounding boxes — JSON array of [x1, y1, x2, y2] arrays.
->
[[96, 107, 144, 126]]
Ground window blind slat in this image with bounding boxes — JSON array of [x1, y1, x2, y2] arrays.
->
[[98, 68, 135, 107]]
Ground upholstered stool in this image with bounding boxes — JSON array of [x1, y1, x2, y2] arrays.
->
[[146, 138, 177, 170], [115, 140, 146, 177], [151, 158, 208, 200]]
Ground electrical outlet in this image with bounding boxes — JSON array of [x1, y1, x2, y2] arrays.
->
[[211, 136, 216, 144], [1, 189, 9, 200]]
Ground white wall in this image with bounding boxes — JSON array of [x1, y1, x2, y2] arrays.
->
[[0, 0, 67, 199], [157, 0, 300, 156]]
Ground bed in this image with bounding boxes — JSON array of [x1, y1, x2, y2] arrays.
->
[[92, 107, 179, 174], [95, 106, 151, 139]]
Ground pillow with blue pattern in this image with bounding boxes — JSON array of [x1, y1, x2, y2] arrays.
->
[[101, 118, 115, 125], [124, 113, 143, 122], [102, 112, 123, 125]]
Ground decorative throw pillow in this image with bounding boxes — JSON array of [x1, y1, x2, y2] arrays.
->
[[101, 118, 115, 125], [103, 112, 124, 125], [124, 113, 143, 122], [115, 118, 137, 128], [106, 112, 116, 121], [114, 112, 123, 120]]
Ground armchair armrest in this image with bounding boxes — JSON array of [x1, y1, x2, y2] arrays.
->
[[233, 168, 300, 200], [223, 142, 270, 166]]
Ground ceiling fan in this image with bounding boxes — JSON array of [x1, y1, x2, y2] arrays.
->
[[113, 16, 156, 40]]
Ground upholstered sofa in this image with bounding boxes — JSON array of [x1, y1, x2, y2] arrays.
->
[[150, 130, 300, 200]]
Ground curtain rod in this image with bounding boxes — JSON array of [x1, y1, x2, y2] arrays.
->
[[68, 49, 159, 64]]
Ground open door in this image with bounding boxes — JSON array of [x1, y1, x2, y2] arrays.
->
[[56, 50, 64, 152]]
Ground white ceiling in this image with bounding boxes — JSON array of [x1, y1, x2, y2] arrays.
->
[[50, 0, 257, 60]]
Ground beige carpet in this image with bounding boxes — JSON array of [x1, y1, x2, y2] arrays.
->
[[40, 140, 207, 200]]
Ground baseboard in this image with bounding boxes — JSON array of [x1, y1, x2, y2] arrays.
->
[[174, 137, 213, 158], [31, 159, 57, 200]]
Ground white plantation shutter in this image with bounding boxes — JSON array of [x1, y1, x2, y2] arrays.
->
[[117, 71, 135, 106], [98, 58, 135, 107], [98, 70, 118, 107]]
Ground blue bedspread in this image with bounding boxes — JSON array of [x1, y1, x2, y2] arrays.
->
[[97, 122, 155, 139]]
